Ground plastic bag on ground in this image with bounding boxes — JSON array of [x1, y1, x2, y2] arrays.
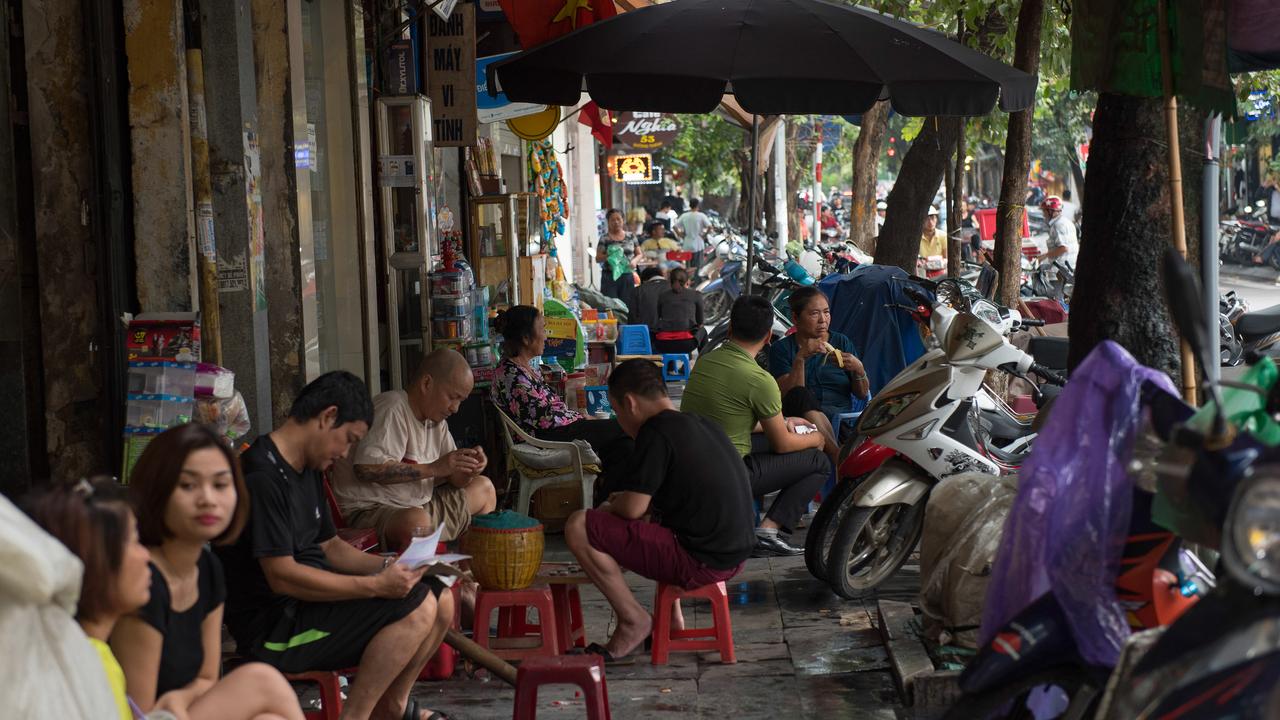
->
[[0, 493, 118, 717], [920, 471, 1018, 649], [979, 340, 1176, 668]]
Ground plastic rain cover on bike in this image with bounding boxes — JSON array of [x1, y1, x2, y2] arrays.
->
[[979, 340, 1177, 667], [818, 264, 929, 396], [0, 493, 118, 716]]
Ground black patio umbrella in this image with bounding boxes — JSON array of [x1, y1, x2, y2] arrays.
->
[[490, 0, 1037, 285]]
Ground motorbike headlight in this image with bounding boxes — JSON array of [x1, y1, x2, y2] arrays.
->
[[1224, 470, 1280, 595], [858, 392, 920, 433]]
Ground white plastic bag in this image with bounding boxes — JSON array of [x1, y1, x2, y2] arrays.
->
[[0, 493, 118, 718], [919, 471, 1018, 648]]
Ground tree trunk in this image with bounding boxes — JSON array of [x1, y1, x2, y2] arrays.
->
[[1067, 93, 1204, 376], [849, 101, 889, 253], [993, 0, 1045, 308], [952, 122, 966, 277], [786, 119, 810, 243], [873, 116, 960, 273], [945, 132, 960, 277]]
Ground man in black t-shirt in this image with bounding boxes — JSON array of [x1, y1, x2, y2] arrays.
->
[[216, 371, 453, 720], [564, 360, 755, 661]]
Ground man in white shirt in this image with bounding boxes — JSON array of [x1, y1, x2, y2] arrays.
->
[[333, 349, 497, 552], [674, 198, 712, 270], [1041, 195, 1079, 270], [655, 200, 678, 235]]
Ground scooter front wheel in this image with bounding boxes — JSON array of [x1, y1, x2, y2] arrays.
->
[[827, 499, 926, 600], [803, 474, 866, 582], [704, 289, 732, 324]]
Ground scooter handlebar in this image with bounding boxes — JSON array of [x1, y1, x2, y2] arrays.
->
[[1031, 363, 1067, 386], [1019, 318, 1046, 327]]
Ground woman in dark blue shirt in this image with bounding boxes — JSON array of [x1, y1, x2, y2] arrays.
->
[[768, 287, 870, 465]]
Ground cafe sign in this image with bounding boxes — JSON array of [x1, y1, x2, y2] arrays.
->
[[612, 112, 678, 149], [609, 154, 653, 183]]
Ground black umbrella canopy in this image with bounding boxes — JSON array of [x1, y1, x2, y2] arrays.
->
[[492, 0, 1038, 117]]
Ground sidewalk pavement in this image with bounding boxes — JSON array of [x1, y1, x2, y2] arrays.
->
[[394, 532, 919, 720]]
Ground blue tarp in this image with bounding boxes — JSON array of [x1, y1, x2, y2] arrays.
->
[[818, 264, 930, 398]]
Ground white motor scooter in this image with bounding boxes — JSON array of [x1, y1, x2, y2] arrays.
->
[[808, 279, 1065, 598]]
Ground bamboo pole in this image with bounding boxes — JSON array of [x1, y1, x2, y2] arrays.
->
[[184, 1, 222, 365], [445, 628, 519, 686], [1157, 0, 1196, 404]]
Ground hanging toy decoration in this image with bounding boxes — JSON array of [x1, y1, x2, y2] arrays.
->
[[527, 138, 569, 253]]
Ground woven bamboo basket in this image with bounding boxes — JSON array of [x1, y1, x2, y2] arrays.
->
[[460, 523, 545, 590]]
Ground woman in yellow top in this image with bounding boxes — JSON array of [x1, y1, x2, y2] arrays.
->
[[24, 477, 152, 720]]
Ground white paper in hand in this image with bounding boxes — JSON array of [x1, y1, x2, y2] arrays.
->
[[394, 525, 471, 587]]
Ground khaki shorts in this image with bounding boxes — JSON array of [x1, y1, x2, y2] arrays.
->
[[346, 484, 473, 544]]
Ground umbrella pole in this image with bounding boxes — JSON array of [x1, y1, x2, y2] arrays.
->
[[1158, 0, 1197, 404], [746, 114, 760, 295]]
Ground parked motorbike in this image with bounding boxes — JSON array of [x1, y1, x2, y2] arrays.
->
[[1220, 292, 1280, 364], [807, 278, 1065, 598], [701, 255, 802, 355], [1220, 200, 1278, 267], [944, 250, 1267, 720]]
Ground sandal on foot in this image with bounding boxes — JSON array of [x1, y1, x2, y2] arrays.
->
[[584, 641, 639, 665]]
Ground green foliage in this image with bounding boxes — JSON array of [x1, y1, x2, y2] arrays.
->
[[659, 114, 747, 196]]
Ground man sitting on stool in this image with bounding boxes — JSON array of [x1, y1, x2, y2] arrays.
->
[[681, 295, 832, 557], [333, 348, 497, 552], [564, 359, 755, 661]]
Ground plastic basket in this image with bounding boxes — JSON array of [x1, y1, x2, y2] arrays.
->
[[460, 524, 545, 590]]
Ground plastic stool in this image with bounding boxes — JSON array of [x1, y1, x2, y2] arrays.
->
[[661, 353, 691, 382], [651, 581, 736, 665], [618, 325, 652, 355], [499, 584, 586, 651], [513, 655, 611, 720], [474, 586, 561, 660], [286, 670, 345, 720]]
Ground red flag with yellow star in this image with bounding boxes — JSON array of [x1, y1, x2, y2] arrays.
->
[[577, 101, 613, 149], [498, 0, 618, 50]]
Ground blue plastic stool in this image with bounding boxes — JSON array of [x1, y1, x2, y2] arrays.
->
[[618, 325, 652, 355], [662, 354, 691, 382]]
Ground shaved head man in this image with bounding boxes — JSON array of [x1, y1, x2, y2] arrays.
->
[[333, 348, 497, 551]]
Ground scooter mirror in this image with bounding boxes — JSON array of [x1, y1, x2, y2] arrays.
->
[[1162, 248, 1214, 376]]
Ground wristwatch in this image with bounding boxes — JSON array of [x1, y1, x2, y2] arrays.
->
[[852, 373, 868, 382], [381, 554, 394, 570]]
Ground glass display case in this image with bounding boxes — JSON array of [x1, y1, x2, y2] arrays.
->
[[376, 95, 435, 387], [469, 194, 519, 306]]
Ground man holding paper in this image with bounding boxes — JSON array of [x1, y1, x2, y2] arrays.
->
[[217, 371, 455, 720], [334, 349, 497, 552]]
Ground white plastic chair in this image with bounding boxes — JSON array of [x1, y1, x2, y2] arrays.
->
[[493, 404, 600, 517]]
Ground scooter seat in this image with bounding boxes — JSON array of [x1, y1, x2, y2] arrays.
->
[[1027, 336, 1069, 370], [1236, 303, 1280, 339], [985, 440, 1031, 466]]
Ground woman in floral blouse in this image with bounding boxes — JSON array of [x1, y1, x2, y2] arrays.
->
[[492, 305, 633, 499]]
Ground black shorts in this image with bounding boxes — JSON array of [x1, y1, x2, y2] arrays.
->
[[782, 386, 823, 418], [244, 578, 446, 673]]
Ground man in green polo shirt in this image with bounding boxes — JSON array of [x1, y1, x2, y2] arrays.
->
[[682, 295, 831, 557]]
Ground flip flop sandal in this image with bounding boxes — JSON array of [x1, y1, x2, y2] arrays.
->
[[404, 700, 456, 720], [583, 641, 640, 665]]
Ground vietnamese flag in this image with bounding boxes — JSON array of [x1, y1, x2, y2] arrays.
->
[[577, 101, 613, 149], [498, 0, 618, 50]]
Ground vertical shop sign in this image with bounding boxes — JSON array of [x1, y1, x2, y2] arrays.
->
[[427, 4, 477, 147]]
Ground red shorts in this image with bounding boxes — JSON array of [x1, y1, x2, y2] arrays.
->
[[584, 509, 743, 590]]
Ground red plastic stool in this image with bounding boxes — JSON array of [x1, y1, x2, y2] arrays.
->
[[420, 584, 463, 680], [474, 586, 561, 660], [650, 581, 736, 665], [498, 585, 586, 651], [512, 654, 611, 720], [286, 670, 346, 720]]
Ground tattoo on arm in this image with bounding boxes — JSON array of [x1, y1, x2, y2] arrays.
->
[[354, 463, 427, 485]]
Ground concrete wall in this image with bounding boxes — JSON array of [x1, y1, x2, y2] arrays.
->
[[22, 0, 109, 480], [252, 0, 305, 426], [200, 0, 273, 435], [123, 0, 196, 313]]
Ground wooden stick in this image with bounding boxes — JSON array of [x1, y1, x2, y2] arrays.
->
[[1157, 0, 1198, 405], [444, 628, 519, 686]]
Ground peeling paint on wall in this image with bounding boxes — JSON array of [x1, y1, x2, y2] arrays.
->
[[124, 0, 196, 313]]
